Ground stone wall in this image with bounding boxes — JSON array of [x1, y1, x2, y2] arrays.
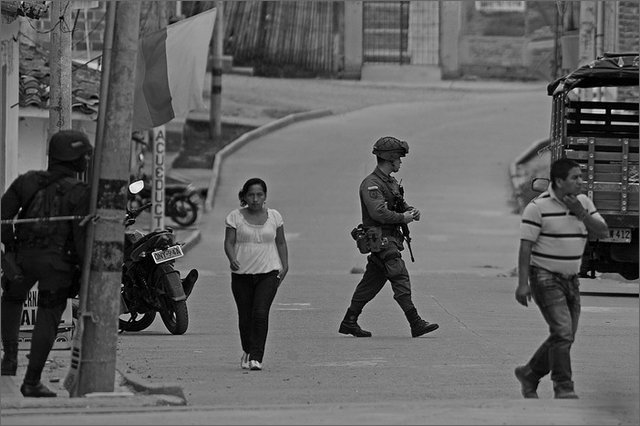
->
[[618, 1, 639, 53], [458, 35, 552, 80], [618, 1, 639, 102]]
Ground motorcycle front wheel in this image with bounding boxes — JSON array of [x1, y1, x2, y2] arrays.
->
[[168, 197, 198, 227], [160, 300, 189, 335], [119, 311, 157, 332]]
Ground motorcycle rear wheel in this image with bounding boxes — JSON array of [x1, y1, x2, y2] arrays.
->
[[160, 300, 189, 335], [119, 311, 157, 332], [169, 197, 198, 227]]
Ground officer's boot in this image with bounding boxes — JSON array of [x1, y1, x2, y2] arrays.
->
[[405, 308, 439, 337], [1, 299, 24, 376], [1, 343, 18, 376], [21, 309, 59, 397], [339, 308, 372, 337], [20, 291, 64, 397]]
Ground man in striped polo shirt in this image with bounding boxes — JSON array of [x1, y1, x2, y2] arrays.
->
[[514, 158, 609, 399]]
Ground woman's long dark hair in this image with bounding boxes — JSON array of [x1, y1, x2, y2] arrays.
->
[[238, 177, 267, 206]]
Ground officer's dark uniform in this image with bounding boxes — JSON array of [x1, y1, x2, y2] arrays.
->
[[339, 136, 439, 338], [1, 130, 91, 397]]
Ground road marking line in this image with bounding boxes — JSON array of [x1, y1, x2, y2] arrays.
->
[[312, 359, 387, 367], [582, 306, 638, 313]]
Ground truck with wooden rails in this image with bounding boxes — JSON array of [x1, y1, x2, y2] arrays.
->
[[544, 53, 639, 280]]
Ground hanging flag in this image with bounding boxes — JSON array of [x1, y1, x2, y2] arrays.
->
[[132, 8, 217, 130]]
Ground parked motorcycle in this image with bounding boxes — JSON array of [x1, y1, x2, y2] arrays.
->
[[119, 180, 199, 334], [127, 177, 200, 227]]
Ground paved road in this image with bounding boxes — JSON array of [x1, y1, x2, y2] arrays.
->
[[3, 82, 638, 425], [124, 87, 637, 420]]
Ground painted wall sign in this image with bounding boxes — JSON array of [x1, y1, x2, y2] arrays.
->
[[152, 126, 166, 231]]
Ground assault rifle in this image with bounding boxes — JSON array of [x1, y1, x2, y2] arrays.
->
[[395, 182, 415, 263]]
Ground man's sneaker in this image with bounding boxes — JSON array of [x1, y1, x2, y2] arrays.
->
[[241, 353, 250, 370], [249, 360, 262, 371], [514, 365, 539, 399], [410, 320, 439, 337], [554, 382, 579, 399], [20, 382, 57, 398], [555, 390, 579, 399]]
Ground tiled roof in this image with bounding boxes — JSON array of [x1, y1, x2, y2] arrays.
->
[[19, 41, 100, 117]]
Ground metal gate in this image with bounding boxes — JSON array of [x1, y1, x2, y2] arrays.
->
[[363, 1, 439, 65]]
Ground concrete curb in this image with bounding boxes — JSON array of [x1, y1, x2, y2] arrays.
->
[[0, 393, 184, 411], [204, 108, 334, 212], [0, 369, 186, 411], [117, 368, 187, 405]]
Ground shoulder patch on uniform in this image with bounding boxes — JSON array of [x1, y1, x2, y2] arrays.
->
[[368, 187, 380, 199]]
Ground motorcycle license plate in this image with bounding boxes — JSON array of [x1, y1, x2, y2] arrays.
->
[[151, 245, 184, 264], [600, 228, 632, 243]]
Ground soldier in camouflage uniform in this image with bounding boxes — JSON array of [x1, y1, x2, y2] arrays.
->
[[339, 136, 439, 338]]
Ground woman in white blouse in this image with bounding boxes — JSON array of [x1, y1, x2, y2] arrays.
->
[[224, 178, 289, 371]]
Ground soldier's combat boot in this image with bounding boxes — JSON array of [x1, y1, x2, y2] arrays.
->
[[1, 299, 23, 376], [405, 308, 439, 337], [339, 309, 372, 337], [20, 382, 57, 398], [1, 344, 18, 376]]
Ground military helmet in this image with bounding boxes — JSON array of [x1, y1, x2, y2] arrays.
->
[[48, 130, 92, 161], [372, 136, 409, 161]]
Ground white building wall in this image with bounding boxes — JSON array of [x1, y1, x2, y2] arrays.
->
[[1, 19, 20, 193]]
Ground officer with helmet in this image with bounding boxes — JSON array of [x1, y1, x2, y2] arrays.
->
[[1, 130, 92, 397], [339, 136, 439, 338]]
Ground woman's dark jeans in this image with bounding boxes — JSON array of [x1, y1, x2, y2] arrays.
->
[[527, 265, 581, 389], [231, 270, 279, 363]]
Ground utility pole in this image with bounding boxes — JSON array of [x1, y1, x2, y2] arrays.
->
[[48, 0, 72, 137], [65, 0, 114, 398], [210, 1, 224, 142], [553, 4, 561, 80], [595, 1, 605, 58], [74, 0, 141, 395]]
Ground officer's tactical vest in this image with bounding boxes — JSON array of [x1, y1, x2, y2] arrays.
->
[[16, 176, 80, 250]]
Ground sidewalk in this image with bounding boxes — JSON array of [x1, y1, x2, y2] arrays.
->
[[0, 226, 202, 410]]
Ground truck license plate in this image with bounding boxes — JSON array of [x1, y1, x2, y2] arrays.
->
[[151, 245, 184, 264], [601, 228, 632, 243]]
